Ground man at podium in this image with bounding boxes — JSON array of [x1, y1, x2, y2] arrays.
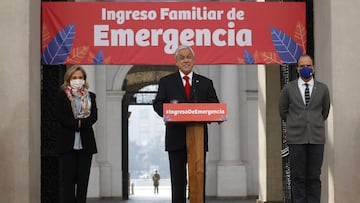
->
[[153, 45, 219, 203]]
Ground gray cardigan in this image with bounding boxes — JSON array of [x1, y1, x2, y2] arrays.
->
[[279, 79, 331, 144]]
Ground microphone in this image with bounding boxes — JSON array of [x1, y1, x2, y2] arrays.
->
[[192, 77, 199, 103]]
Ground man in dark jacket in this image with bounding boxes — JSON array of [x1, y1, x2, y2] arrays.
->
[[153, 45, 219, 203]]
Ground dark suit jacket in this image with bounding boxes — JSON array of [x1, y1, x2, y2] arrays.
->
[[279, 79, 330, 144], [55, 90, 98, 154], [153, 71, 219, 151]]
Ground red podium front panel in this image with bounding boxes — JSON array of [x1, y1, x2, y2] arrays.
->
[[163, 103, 227, 203], [163, 103, 227, 122]]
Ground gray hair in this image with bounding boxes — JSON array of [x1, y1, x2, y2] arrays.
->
[[174, 45, 195, 60]]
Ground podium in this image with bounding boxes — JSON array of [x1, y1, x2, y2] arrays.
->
[[163, 103, 227, 203]]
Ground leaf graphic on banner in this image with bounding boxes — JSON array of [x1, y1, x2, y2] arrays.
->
[[244, 49, 255, 64], [238, 50, 260, 64], [41, 24, 75, 64], [261, 52, 282, 64], [252, 50, 260, 63], [237, 57, 244, 64], [88, 50, 112, 64], [42, 23, 51, 53], [104, 56, 112, 64], [65, 46, 89, 64], [270, 27, 304, 64], [93, 50, 104, 64], [294, 22, 306, 53]]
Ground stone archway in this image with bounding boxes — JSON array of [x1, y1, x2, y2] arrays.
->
[[110, 65, 178, 199]]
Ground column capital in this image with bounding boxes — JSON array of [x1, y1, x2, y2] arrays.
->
[[106, 90, 125, 100]]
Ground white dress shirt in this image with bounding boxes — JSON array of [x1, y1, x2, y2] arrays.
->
[[179, 71, 193, 86]]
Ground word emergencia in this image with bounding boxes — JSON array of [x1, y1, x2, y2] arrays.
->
[[94, 22, 252, 54]]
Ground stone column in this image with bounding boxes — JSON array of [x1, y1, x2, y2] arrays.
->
[[106, 90, 125, 196], [94, 67, 112, 197], [0, 0, 41, 202], [314, 1, 360, 202], [83, 66, 109, 197], [257, 65, 283, 203], [217, 65, 247, 196], [196, 65, 222, 196]]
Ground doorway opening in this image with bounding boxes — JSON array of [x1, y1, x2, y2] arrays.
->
[[121, 65, 177, 200], [128, 85, 171, 200]]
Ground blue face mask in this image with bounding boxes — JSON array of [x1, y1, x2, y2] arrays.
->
[[299, 67, 313, 79]]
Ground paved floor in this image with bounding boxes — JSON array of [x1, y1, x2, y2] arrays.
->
[[88, 197, 257, 203], [87, 184, 257, 203]]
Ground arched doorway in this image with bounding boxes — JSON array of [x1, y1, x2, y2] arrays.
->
[[121, 65, 177, 199]]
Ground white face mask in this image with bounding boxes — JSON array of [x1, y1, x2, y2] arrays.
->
[[70, 79, 85, 89]]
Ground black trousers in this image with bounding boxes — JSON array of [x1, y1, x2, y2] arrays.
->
[[288, 144, 324, 203], [168, 150, 188, 203], [60, 150, 93, 203], [168, 149, 206, 203]]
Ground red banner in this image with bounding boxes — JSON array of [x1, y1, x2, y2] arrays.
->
[[41, 2, 306, 65]]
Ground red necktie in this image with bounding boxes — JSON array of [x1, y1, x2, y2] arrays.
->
[[183, 75, 191, 99]]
